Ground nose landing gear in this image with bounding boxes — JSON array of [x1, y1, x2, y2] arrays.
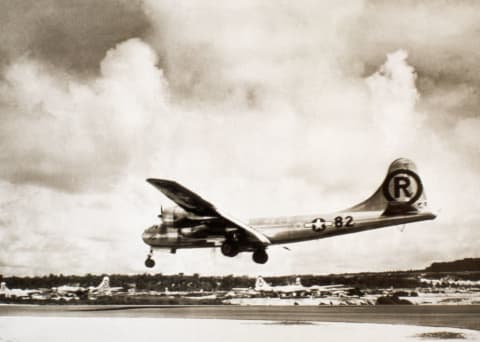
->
[[145, 248, 155, 268]]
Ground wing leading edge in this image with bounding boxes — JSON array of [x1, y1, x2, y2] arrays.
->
[[146, 179, 271, 246]]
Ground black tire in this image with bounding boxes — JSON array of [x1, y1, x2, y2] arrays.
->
[[221, 242, 239, 257], [252, 249, 268, 264], [145, 258, 155, 268]]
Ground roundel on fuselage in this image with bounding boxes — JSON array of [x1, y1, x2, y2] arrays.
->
[[382, 169, 423, 204]]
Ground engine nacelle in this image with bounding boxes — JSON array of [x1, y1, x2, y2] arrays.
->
[[158, 205, 218, 229], [161, 205, 189, 224]]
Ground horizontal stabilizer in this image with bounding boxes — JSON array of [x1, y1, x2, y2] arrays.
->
[[382, 202, 419, 216]]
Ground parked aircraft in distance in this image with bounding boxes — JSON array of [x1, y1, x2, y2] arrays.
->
[[0, 282, 40, 299], [142, 158, 436, 267], [54, 276, 122, 297], [254, 276, 348, 296]]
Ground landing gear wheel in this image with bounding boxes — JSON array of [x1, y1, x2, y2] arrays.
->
[[221, 241, 240, 257], [145, 258, 155, 268], [252, 249, 268, 264]]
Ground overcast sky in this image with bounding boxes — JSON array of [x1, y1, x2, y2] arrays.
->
[[1, 0, 479, 277]]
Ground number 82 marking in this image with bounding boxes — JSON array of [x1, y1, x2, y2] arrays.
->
[[334, 215, 354, 228]]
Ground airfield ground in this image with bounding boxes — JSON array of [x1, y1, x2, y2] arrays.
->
[[1, 304, 479, 330], [2, 305, 480, 342]]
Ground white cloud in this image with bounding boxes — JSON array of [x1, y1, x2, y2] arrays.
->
[[0, 38, 169, 192], [1, 1, 480, 276]]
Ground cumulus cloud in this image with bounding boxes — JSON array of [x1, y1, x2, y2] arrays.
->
[[344, 0, 480, 121], [1, 0, 479, 276], [0, 38, 168, 192]]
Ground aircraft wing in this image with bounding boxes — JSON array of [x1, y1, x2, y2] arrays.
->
[[215, 208, 271, 246], [147, 179, 271, 246]]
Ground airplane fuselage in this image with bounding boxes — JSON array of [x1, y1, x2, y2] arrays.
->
[[142, 209, 435, 249]]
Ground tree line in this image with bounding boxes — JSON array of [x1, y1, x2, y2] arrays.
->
[[2, 258, 479, 291]]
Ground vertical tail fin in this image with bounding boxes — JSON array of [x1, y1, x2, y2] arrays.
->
[[255, 276, 269, 291], [295, 277, 302, 286], [0, 282, 11, 298], [95, 276, 112, 295], [349, 158, 428, 215]]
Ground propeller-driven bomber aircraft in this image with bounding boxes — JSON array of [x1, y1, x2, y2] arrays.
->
[[142, 158, 436, 268]]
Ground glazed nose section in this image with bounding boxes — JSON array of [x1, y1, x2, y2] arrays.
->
[[142, 229, 150, 244], [142, 225, 156, 245]]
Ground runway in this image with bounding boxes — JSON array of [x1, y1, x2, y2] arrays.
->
[[1, 304, 479, 330], [1, 316, 479, 342]]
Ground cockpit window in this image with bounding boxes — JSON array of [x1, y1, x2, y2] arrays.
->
[[147, 225, 158, 233]]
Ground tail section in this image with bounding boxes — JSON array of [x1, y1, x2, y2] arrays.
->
[[255, 276, 271, 291], [0, 282, 10, 298], [295, 277, 302, 286], [94, 276, 112, 295], [349, 158, 428, 215]]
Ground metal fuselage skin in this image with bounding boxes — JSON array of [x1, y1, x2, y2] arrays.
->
[[142, 209, 436, 250]]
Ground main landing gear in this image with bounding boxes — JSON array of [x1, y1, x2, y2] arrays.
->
[[221, 231, 240, 257], [221, 241, 240, 257], [252, 249, 268, 264], [221, 243, 269, 264], [220, 232, 269, 264], [145, 248, 155, 268]]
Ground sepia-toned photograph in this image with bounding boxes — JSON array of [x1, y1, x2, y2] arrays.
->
[[1, 1, 479, 341]]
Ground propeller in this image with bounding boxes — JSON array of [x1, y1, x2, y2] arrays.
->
[[158, 205, 168, 234], [210, 245, 218, 259]]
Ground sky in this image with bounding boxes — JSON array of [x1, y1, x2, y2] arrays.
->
[[1, 0, 479, 276]]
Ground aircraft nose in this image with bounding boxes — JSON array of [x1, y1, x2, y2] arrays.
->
[[142, 229, 152, 245]]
